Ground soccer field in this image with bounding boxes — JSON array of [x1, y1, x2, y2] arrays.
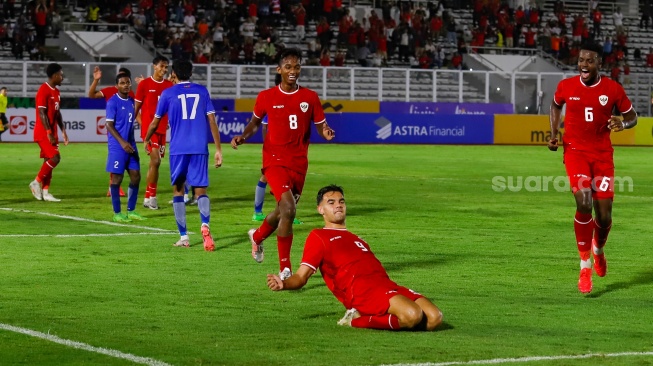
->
[[1, 143, 652, 366]]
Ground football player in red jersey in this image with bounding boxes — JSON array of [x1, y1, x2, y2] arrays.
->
[[231, 48, 335, 280], [88, 66, 141, 198], [29, 63, 68, 202], [135, 56, 173, 210], [267, 185, 443, 331], [549, 42, 637, 294]]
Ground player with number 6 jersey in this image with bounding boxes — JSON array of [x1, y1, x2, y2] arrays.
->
[[548, 42, 637, 294], [231, 48, 335, 279]]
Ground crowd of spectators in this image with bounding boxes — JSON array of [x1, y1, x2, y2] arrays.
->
[[0, 0, 61, 61]]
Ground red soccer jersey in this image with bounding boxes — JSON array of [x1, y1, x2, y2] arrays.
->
[[34, 82, 60, 142], [100, 86, 135, 101], [301, 228, 390, 309], [553, 75, 633, 153], [253, 85, 326, 174], [135, 76, 173, 136]]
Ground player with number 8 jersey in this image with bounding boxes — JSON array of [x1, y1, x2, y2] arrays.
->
[[231, 48, 335, 279], [549, 42, 637, 294]]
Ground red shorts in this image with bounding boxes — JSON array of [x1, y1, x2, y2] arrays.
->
[[564, 149, 614, 199], [145, 133, 166, 158], [37, 139, 59, 159], [263, 166, 306, 203], [349, 276, 424, 316]]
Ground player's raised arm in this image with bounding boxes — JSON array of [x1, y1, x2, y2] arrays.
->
[[548, 99, 563, 151], [88, 66, 103, 98], [231, 114, 263, 149]]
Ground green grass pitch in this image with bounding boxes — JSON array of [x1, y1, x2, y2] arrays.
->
[[0, 143, 652, 366]]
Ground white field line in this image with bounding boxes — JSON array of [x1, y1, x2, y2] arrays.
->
[[0, 232, 175, 238], [0, 323, 174, 366], [381, 351, 653, 366], [0, 208, 176, 233]]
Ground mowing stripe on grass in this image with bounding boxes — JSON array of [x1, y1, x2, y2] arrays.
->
[[0, 323, 174, 366], [382, 351, 653, 366], [0, 208, 175, 232], [0, 232, 177, 238]]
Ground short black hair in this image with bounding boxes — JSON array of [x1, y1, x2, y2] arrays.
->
[[0, 87, 6, 92], [580, 42, 604, 59], [172, 60, 193, 81], [46, 63, 62, 78], [115, 72, 131, 84], [278, 48, 303, 66], [152, 55, 169, 65], [118, 67, 131, 77], [316, 185, 344, 206]]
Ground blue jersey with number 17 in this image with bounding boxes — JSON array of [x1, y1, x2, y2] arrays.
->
[[154, 81, 216, 155]]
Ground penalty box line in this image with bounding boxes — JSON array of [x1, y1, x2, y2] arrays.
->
[[0, 208, 177, 233], [0, 322, 173, 366]]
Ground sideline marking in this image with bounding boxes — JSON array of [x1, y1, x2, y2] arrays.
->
[[0, 232, 176, 238], [381, 351, 653, 366], [0, 208, 175, 232], [0, 323, 174, 366]]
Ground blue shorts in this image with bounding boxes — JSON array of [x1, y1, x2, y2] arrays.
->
[[106, 148, 140, 174], [169, 154, 208, 187]]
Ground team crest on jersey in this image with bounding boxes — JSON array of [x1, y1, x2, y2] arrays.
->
[[299, 102, 309, 113], [598, 95, 608, 106]]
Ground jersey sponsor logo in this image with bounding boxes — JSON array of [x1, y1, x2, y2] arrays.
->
[[570, 97, 580, 100], [273, 105, 284, 109], [149, 90, 157, 92], [599, 95, 608, 106], [299, 102, 308, 113], [96, 116, 107, 135], [9, 115, 27, 135], [329, 236, 342, 241]]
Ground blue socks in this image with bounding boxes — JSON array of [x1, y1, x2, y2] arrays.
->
[[198, 195, 210, 225], [110, 184, 121, 213], [254, 181, 267, 213], [173, 195, 187, 236], [127, 184, 138, 212]]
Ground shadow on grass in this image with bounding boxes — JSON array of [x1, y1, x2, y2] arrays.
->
[[588, 268, 653, 298], [383, 254, 460, 272]]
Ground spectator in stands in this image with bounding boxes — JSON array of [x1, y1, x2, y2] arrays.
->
[[646, 48, 653, 68], [240, 17, 255, 45], [242, 39, 255, 64], [264, 38, 276, 64], [133, 9, 147, 36], [319, 48, 331, 66], [592, 7, 602, 39], [33, 1, 47, 46], [622, 62, 630, 85], [613, 7, 624, 34], [334, 49, 345, 66], [603, 36, 612, 58], [248, 1, 258, 23], [357, 40, 370, 67], [183, 9, 196, 31], [197, 18, 209, 38], [3, 0, 15, 20], [633, 47, 642, 64], [451, 51, 462, 70], [86, 2, 100, 31], [293, 3, 306, 41], [397, 25, 410, 62], [50, 10, 62, 38], [254, 37, 267, 65], [316, 16, 332, 51], [610, 63, 620, 84], [641, 2, 651, 30], [446, 17, 457, 45]]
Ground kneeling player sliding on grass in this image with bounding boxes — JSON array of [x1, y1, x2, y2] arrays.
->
[[267, 185, 443, 331]]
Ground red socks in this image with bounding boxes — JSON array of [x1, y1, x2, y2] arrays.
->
[[36, 158, 58, 183], [574, 211, 593, 261], [277, 234, 293, 272], [253, 219, 275, 244], [145, 183, 158, 199], [351, 314, 400, 330]]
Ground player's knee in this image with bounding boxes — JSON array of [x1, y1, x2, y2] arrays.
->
[[51, 154, 61, 165], [425, 309, 443, 331], [398, 307, 423, 329]]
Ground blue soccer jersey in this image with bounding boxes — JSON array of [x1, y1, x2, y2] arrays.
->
[[106, 94, 136, 151], [154, 81, 215, 155]]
